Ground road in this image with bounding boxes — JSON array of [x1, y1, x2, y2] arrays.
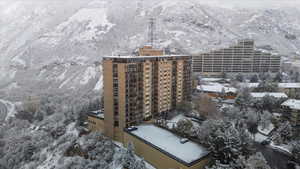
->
[[0, 101, 7, 123], [255, 143, 293, 169]]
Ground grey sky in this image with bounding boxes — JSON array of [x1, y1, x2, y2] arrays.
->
[[196, 0, 300, 9], [1, 0, 300, 10]]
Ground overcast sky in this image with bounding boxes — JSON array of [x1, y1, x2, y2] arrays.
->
[[196, 0, 300, 9], [1, 0, 300, 9]]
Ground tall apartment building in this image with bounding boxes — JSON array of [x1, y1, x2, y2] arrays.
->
[[103, 55, 191, 140], [192, 39, 281, 75]]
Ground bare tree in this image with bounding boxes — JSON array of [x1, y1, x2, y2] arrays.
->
[[193, 94, 220, 119]]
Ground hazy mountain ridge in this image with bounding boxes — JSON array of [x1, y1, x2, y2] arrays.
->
[[1, 0, 300, 100]]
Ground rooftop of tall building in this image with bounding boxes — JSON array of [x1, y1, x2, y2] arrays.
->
[[103, 55, 190, 59]]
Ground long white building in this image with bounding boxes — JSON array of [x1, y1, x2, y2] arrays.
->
[[192, 39, 281, 75]]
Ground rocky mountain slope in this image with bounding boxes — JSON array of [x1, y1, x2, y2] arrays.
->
[[1, 0, 300, 101]]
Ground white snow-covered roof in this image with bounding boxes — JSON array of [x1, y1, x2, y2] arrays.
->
[[239, 83, 259, 88], [200, 78, 223, 82], [250, 92, 288, 98], [88, 110, 104, 119], [239, 83, 300, 89], [197, 83, 237, 94], [281, 99, 300, 110], [128, 124, 209, 164], [258, 123, 275, 136], [278, 83, 300, 88]]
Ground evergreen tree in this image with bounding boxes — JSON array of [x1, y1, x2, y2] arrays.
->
[[250, 74, 259, 83], [244, 152, 271, 169], [292, 141, 300, 161], [208, 123, 243, 164], [254, 81, 278, 92], [235, 87, 253, 111], [121, 142, 136, 168], [278, 122, 293, 143], [273, 72, 282, 82], [175, 119, 193, 137], [235, 73, 244, 82]]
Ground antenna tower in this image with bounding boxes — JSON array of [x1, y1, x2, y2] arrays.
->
[[148, 17, 156, 47]]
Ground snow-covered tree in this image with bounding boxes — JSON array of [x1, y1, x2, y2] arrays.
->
[[129, 159, 147, 169], [250, 74, 259, 83], [259, 72, 271, 81], [235, 87, 253, 111], [259, 111, 272, 129], [273, 72, 283, 82], [244, 152, 271, 169], [244, 111, 259, 139], [208, 125, 243, 164], [193, 94, 220, 119], [198, 120, 253, 165], [235, 73, 244, 82], [175, 119, 193, 137], [206, 161, 234, 169], [119, 142, 136, 168], [278, 122, 293, 143], [253, 95, 283, 113], [292, 141, 300, 161], [253, 81, 278, 92]]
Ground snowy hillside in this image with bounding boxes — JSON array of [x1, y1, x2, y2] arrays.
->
[[1, 0, 300, 100]]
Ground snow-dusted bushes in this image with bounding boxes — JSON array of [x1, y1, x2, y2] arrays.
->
[[115, 142, 146, 169], [207, 152, 271, 169]]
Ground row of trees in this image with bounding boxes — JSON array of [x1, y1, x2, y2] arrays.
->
[[235, 87, 287, 113], [207, 152, 271, 169], [234, 71, 299, 83]]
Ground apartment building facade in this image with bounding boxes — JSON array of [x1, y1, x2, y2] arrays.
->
[[103, 55, 192, 141], [192, 39, 281, 75]]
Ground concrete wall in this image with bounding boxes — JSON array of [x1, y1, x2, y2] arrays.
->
[[103, 60, 115, 138], [139, 46, 164, 56], [87, 116, 104, 133], [124, 132, 210, 169]]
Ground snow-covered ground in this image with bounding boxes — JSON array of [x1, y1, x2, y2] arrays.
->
[[258, 123, 275, 136], [269, 142, 292, 155], [80, 67, 97, 85], [0, 99, 17, 121], [167, 114, 200, 129], [255, 133, 268, 143]]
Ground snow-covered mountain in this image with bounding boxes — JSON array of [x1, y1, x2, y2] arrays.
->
[[1, 0, 300, 100]]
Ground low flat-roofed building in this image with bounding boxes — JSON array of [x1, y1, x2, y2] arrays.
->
[[197, 83, 237, 99], [278, 83, 300, 95], [87, 110, 105, 133], [238, 83, 259, 88], [281, 99, 300, 126], [239, 83, 300, 89], [239, 83, 300, 97], [124, 124, 210, 169], [250, 92, 288, 99]]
